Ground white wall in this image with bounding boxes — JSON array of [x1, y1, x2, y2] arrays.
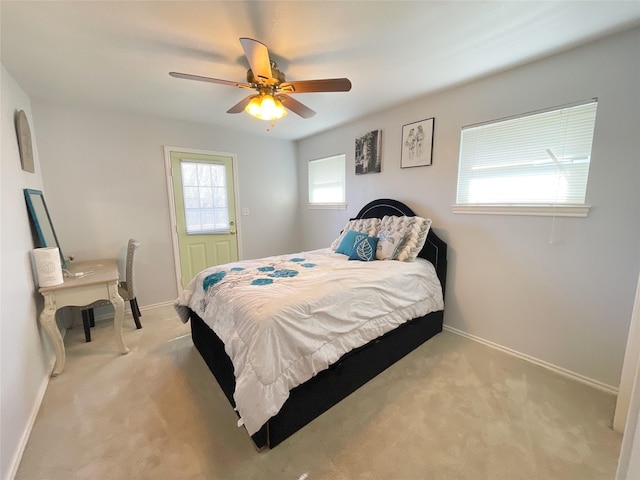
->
[[296, 27, 640, 389], [31, 103, 299, 306], [0, 65, 54, 480]]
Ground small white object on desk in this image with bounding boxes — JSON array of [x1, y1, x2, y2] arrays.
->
[[33, 247, 64, 287]]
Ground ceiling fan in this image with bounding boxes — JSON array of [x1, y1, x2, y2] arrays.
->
[[169, 37, 352, 121]]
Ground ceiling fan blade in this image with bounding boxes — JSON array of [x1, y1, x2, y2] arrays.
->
[[279, 78, 352, 94], [278, 94, 316, 119], [239, 37, 272, 84], [226, 96, 254, 114], [169, 71, 252, 89]]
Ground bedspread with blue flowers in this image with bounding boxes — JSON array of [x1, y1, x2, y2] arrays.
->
[[175, 248, 444, 437], [202, 256, 316, 293]]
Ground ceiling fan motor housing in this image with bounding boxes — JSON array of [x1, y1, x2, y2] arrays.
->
[[247, 62, 286, 86]]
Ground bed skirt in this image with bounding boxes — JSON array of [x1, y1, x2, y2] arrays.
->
[[189, 306, 444, 449]]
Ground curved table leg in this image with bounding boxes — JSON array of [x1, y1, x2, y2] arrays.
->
[[40, 293, 65, 376], [109, 282, 130, 355]]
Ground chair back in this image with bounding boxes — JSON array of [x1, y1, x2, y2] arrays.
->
[[124, 239, 141, 298]]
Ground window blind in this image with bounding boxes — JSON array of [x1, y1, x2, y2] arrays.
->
[[456, 100, 598, 206], [308, 154, 346, 204]]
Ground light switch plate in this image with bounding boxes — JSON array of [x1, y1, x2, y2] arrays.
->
[[241, 208, 250, 216]]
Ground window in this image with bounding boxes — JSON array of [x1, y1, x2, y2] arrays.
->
[[454, 100, 598, 216], [308, 154, 346, 208], [181, 161, 229, 233]]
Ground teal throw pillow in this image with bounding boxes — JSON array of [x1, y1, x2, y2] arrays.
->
[[336, 230, 368, 255], [348, 235, 379, 261]]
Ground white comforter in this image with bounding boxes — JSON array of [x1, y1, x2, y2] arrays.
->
[[175, 248, 444, 436]]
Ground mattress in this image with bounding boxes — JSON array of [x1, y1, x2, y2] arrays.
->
[[175, 248, 444, 435]]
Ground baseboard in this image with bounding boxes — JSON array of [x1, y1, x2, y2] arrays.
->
[[6, 356, 55, 480], [89, 300, 175, 322], [443, 324, 618, 395], [140, 300, 174, 312]]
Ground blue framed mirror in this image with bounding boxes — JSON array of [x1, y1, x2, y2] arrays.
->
[[24, 189, 66, 268]]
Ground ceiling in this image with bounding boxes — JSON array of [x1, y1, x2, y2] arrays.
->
[[2, 1, 639, 141]]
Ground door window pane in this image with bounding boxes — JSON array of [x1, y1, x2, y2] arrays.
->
[[181, 161, 229, 233]]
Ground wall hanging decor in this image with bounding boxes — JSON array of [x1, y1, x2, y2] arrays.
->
[[355, 129, 382, 175], [401, 117, 434, 168], [16, 110, 35, 173]]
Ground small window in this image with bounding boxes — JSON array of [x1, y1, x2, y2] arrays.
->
[[308, 154, 346, 208], [455, 100, 597, 216]]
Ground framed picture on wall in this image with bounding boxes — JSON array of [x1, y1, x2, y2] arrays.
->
[[355, 129, 382, 175], [401, 117, 434, 168]]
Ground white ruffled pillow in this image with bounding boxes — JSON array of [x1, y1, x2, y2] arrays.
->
[[377, 215, 432, 262], [331, 218, 381, 251]]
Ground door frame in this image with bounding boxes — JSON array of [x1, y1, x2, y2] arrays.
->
[[163, 146, 242, 294]]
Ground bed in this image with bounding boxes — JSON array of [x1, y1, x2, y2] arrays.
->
[[175, 198, 447, 449]]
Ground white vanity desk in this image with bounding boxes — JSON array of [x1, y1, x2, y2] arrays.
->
[[38, 258, 130, 375]]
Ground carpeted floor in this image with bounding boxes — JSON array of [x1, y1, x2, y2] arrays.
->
[[16, 304, 622, 479]]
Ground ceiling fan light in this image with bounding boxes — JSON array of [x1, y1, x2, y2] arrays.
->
[[271, 98, 287, 120], [246, 96, 263, 117], [261, 95, 287, 120], [245, 94, 287, 121]]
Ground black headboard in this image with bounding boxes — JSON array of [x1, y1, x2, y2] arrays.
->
[[354, 198, 447, 294]]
